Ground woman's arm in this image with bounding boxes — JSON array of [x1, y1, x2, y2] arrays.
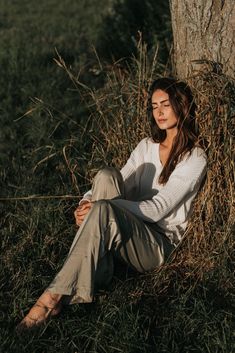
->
[[111, 148, 207, 223]]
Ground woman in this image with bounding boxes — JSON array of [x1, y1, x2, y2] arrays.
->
[[17, 77, 207, 330]]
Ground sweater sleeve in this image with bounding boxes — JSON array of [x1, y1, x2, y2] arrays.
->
[[111, 148, 207, 223], [79, 189, 92, 204]]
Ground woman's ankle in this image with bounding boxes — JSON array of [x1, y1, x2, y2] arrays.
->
[[39, 291, 62, 307]]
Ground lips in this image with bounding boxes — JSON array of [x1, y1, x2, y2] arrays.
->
[[158, 119, 167, 123]]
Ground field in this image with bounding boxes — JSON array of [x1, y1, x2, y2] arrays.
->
[[0, 1, 234, 353]]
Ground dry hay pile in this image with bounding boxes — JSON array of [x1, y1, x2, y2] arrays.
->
[[79, 50, 235, 293], [52, 41, 234, 299]]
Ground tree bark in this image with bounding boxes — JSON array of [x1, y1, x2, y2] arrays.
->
[[170, 0, 235, 79]]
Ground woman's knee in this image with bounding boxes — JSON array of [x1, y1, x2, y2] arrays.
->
[[92, 199, 112, 213], [95, 167, 123, 182]]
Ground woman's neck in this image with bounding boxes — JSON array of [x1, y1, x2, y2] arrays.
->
[[161, 128, 178, 148]]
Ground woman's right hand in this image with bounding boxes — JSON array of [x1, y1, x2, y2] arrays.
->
[[74, 200, 92, 226]]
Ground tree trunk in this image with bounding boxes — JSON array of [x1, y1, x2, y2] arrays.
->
[[170, 0, 235, 79]]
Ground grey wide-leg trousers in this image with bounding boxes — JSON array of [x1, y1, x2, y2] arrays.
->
[[47, 167, 174, 303]]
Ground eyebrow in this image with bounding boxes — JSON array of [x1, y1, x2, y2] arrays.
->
[[151, 99, 169, 105]]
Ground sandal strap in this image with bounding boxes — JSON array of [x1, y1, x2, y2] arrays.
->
[[16, 294, 61, 331], [36, 300, 55, 311]]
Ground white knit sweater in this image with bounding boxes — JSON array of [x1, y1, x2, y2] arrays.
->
[[82, 137, 207, 245]]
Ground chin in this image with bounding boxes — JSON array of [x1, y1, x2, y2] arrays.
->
[[157, 125, 167, 130]]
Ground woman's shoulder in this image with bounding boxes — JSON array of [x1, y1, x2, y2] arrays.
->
[[181, 145, 207, 167], [136, 137, 157, 148], [132, 137, 158, 155], [172, 146, 207, 184], [190, 146, 207, 161]]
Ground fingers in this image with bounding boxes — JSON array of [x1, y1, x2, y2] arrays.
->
[[79, 200, 91, 207], [74, 202, 91, 216], [75, 208, 88, 217], [77, 200, 92, 210], [74, 211, 84, 226], [75, 216, 83, 226], [74, 201, 92, 226]]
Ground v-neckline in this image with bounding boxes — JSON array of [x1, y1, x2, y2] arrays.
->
[[156, 143, 164, 167]]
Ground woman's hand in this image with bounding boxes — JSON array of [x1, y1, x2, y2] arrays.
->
[[74, 201, 92, 226]]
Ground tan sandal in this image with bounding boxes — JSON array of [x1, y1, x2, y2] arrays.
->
[[16, 294, 62, 331]]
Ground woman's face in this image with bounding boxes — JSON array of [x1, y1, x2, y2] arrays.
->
[[151, 89, 178, 131]]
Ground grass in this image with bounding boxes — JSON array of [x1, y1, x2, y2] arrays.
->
[[0, 1, 235, 353]]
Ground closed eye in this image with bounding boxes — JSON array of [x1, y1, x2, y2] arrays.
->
[[152, 104, 170, 109]]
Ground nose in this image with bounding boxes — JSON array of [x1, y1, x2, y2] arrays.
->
[[156, 106, 163, 116]]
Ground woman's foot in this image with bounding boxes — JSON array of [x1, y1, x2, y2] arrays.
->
[[16, 291, 62, 331]]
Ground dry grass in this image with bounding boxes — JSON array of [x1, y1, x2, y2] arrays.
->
[[60, 38, 234, 278], [53, 40, 235, 351], [1, 38, 234, 352]]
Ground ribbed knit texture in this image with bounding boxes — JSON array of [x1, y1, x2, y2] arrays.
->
[[82, 138, 207, 245]]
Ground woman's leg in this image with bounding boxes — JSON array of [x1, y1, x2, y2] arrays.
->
[[17, 167, 174, 329], [91, 166, 125, 201], [69, 167, 125, 254], [17, 167, 125, 329], [47, 199, 174, 304]]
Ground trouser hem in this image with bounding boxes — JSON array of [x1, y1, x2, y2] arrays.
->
[[47, 287, 93, 304]]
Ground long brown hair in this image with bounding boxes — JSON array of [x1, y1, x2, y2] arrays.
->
[[148, 77, 199, 184]]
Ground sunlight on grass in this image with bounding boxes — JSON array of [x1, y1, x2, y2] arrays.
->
[[0, 1, 234, 353]]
